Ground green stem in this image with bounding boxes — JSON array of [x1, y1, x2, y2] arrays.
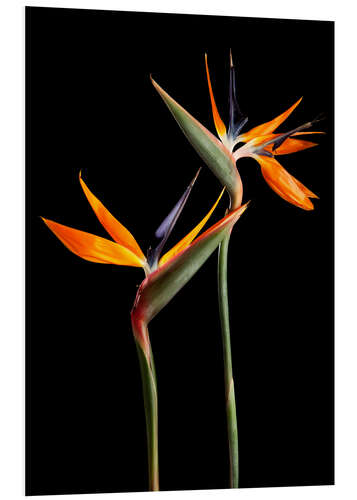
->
[[135, 335, 159, 491], [218, 231, 239, 488]]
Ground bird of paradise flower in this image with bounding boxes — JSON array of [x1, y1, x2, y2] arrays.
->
[[151, 50, 325, 487], [42, 169, 248, 491]]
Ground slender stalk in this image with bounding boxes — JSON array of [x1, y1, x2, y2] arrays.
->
[[134, 336, 159, 491], [218, 231, 239, 488]]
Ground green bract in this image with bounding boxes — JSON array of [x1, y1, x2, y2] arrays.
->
[[151, 77, 243, 210]]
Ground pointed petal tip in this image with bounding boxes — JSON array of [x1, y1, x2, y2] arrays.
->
[[78, 173, 145, 259], [150, 76, 168, 98], [150, 168, 203, 265], [41, 216, 53, 227], [294, 97, 303, 108], [229, 48, 233, 68], [159, 186, 226, 267], [204, 54, 227, 138], [236, 200, 250, 216], [240, 96, 304, 143], [191, 167, 202, 186], [313, 112, 326, 124], [150, 74, 157, 87]]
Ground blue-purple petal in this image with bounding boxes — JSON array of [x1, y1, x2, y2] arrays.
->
[[147, 168, 201, 268]]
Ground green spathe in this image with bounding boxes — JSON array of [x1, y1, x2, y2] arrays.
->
[[151, 77, 242, 210], [132, 203, 248, 325]]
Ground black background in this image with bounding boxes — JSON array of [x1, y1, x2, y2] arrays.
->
[[26, 7, 334, 496]]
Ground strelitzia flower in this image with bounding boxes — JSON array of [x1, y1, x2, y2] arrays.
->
[[42, 170, 248, 491], [205, 52, 324, 211], [42, 170, 229, 348], [151, 52, 324, 211]]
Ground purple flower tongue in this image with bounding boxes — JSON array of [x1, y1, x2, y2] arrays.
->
[[227, 50, 248, 141], [147, 168, 201, 268]]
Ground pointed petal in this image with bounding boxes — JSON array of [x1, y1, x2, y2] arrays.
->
[[131, 202, 249, 324], [147, 168, 201, 267], [204, 54, 227, 139], [252, 155, 317, 210], [292, 131, 326, 136], [271, 115, 325, 152], [293, 177, 319, 199], [239, 98, 302, 143], [42, 218, 146, 267], [266, 138, 319, 155], [227, 50, 248, 140], [159, 187, 225, 266], [151, 76, 242, 209], [247, 132, 319, 154], [79, 172, 145, 260], [239, 126, 324, 156]]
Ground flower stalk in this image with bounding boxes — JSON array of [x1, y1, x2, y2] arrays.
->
[[132, 318, 159, 491], [218, 231, 239, 487]]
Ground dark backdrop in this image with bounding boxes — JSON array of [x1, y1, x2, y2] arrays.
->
[[26, 7, 334, 496]]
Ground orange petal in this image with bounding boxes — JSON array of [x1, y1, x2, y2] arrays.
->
[[159, 188, 225, 266], [244, 131, 324, 153], [239, 98, 302, 143], [252, 155, 317, 210], [79, 172, 145, 260], [247, 133, 277, 148], [42, 218, 146, 267], [266, 138, 318, 155], [205, 54, 227, 138], [293, 177, 319, 199], [292, 131, 326, 136], [192, 201, 250, 243]]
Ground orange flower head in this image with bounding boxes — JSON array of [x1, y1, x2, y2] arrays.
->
[[42, 170, 224, 276], [204, 51, 325, 210], [42, 171, 250, 357]]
